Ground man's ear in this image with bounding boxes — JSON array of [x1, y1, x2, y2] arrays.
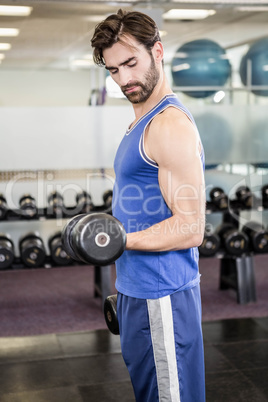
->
[[152, 41, 164, 64]]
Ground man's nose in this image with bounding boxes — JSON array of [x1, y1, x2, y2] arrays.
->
[[118, 68, 132, 87]]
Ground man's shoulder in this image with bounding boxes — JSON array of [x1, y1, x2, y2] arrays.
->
[[152, 104, 194, 132]]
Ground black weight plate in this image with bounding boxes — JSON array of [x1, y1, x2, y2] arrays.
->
[[61, 214, 86, 262], [209, 187, 224, 200], [252, 232, 268, 253], [20, 240, 46, 267], [0, 238, 14, 269], [261, 184, 268, 202], [216, 194, 228, 210], [0, 206, 7, 220], [47, 191, 63, 203], [19, 232, 42, 250], [48, 232, 61, 249], [235, 186, 251, 198], [20, 205, 37, 218], [224, 230, 249, 256], [0, 249, 14, 269], [76, 194, 94, 214], [244, 194, 254, 208], [51, 244, 72, 265], [103, 190, 113, 205], [104, 294, 119, 335], [49, 232, 72, 265], [76, 191, 92, 203], [199, 233, 220, 257], [73, 213, 126, 266], [241, 221, 268, 253], [0, 196, 8, 219]]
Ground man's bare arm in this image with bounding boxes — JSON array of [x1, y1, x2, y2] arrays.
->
[[126, 108, 206, 252]]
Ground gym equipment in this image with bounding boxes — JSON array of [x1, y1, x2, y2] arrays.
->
[[61, 214, 86, 262], [19, 194, 37, 218], [171, 39, 231, 98], [199, 230, 220, 257], [47, 191, 64, 217], [216, 223, 249, 256], [261, 184, 268, 208], [104, 294, 119, 335], [103, 190, 113, 211], [19, 232, 46, 268], [219, 255, 256, 304], [61, 213, 126, 266], [239, 37, 268, 96], [48, 232, 72, 266], [0, 193, 8, 220], [209, 187, 228, 210], [0, 234, 15, 269], [242, 221, 268, 254], [235, 186, 255, 208], [76, 191, 93, 214]]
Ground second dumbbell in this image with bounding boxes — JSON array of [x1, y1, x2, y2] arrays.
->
[[104, 294, 119, 335]]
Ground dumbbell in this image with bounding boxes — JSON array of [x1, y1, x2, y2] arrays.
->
[[103, 190, 113, 211], [198, 230, 220, 257], [48, 232, 72, 266], [76, 191, 94, 214], [104, 294, 119, 335], [19, 232, 46, 268], [242, 221, 268, 253], [209, 187, 228, 210], [0, 234, 15, 269], [235, 186, 255, 208], [261, 184, 268, 208], [61, 212, 126, 266], [0, 193, 8, 220], [47, 191, 64, 217], [216, 223, 249, 256], [19, 194, 37, 218]]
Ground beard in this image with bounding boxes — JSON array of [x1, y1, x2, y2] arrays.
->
[[121, 56, 160, 104]]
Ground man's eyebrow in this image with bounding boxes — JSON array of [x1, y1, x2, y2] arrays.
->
[[105, 57, 136, 71]]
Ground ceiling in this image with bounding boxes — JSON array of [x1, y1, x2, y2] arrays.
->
[[0, 0, 268, 71]]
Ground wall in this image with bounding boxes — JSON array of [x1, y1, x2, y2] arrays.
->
[[0, 70, 94, 107]]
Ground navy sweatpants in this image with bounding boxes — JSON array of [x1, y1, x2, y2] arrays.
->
[[117, 285, 206, 402]]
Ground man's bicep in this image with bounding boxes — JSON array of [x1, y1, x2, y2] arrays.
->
[[158, 145, 205, 219]]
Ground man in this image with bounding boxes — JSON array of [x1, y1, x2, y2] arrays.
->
[[91, 9, 206, 402]]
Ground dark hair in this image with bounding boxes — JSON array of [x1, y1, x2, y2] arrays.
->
[[91, 9, 161, 66]]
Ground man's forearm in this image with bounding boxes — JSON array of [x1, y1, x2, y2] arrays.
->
[[126, 214, 205, 252]]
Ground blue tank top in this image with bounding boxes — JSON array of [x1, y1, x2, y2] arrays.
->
[[112, 94, 205, 299]]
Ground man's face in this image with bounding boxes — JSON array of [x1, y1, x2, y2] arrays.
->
[[103, 36, 160, 104]]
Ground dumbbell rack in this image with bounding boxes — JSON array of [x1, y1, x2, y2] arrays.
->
[[1, 194, 266, 306], [204, 198, 266, 304]]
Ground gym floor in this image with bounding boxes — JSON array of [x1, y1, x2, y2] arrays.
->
[[0, 317, 268, 402]]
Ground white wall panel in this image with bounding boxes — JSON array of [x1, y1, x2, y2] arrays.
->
[[0, 106, 134, 171]]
